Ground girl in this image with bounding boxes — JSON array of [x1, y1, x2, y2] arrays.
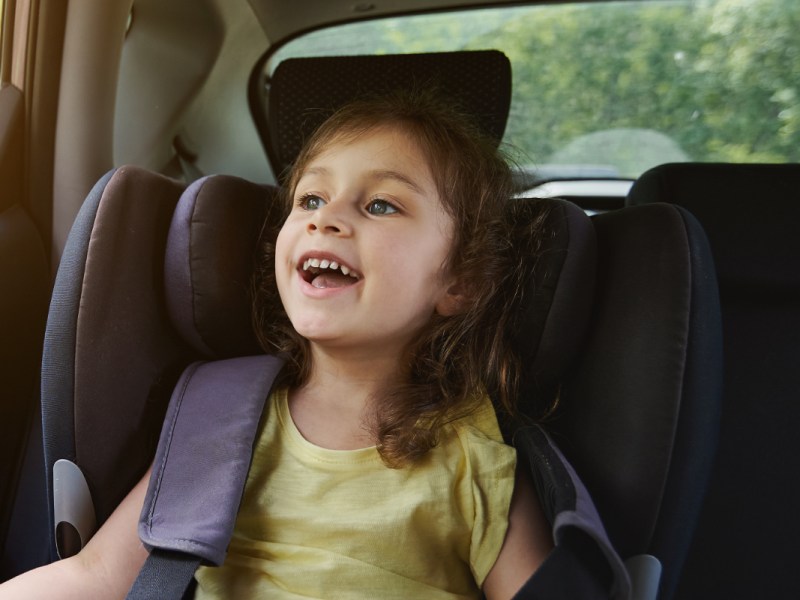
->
[[0, 91, 553, 598]]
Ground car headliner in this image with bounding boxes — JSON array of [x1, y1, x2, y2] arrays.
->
[[250, 0, 531, 45]]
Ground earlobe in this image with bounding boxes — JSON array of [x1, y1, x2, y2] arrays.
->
[[436, 282, 470, 316]]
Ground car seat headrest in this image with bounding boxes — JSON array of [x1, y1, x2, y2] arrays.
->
[[627, 162, 800, 292], [164, 175, 282, 358], [265, 50, 512, 181]]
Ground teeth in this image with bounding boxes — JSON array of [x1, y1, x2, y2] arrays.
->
[[301, 257, 359, 279]]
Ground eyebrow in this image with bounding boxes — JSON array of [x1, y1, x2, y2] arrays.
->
[[298, 166, 426, 196], [368, 169, 426, 195], [298, 166, 329, 180]]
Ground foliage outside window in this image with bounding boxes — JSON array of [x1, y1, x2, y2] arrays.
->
[[268, 0, 800, 180]]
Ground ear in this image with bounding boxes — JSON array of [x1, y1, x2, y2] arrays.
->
[[435, 280, 471, 317]]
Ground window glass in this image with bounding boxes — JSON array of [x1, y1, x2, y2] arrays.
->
[[266, 0, 800, 181], [0, 0, 5, 73]]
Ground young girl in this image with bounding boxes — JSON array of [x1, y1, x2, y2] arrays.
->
[[0, 91, 553, 598]]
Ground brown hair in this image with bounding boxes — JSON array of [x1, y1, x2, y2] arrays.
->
[[253, 90, 549, 467]]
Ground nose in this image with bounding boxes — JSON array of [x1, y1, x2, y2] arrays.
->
[[306, 203, 352, 236]]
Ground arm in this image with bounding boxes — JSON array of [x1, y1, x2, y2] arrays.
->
[[0, 468, 151, 599], [483, 465, 553, 600]]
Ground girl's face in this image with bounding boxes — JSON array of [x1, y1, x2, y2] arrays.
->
[[275, 124, 459, 361]]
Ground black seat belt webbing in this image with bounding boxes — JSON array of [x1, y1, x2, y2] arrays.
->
[[126, 549, 200, 600]]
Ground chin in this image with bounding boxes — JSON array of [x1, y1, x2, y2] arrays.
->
[[288, 320, 339, 343]]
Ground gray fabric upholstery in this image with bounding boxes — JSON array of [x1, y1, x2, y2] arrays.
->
[[627, 162, 800, 290], [627, 162, 800, 599], [547, 203, 722, 600], [164, 175, 279, 358]]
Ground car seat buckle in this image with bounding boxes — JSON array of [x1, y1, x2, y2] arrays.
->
[[624, 554, 662, 600], [53, 459, 96, 559]]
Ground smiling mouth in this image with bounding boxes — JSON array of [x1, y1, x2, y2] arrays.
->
[[300, 257, 361, 289]]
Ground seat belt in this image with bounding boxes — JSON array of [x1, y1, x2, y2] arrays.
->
[[513, 425, 632, 600], [126, 549, 200, 600], [127, 354, 284, 600]]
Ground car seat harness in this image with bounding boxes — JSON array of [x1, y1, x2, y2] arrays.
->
[[121, 354, 631, 600]]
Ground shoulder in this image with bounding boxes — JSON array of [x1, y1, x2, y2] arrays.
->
[[446, 392, 516, 475], [438, 392, 519, 586], [449, 391, 509, 445]]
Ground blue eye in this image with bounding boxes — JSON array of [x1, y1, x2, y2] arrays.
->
[[298, 194, 326, 211], [366, 199, 398, 215]]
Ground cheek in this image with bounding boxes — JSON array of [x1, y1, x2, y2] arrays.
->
[[274, 225, 287, 262], [421, 226, 455, 278], [274, 227, 293, 295]]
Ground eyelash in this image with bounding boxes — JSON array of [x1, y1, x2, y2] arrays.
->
[[295, 193, 399, 216]]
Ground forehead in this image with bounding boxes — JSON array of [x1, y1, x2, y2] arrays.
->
[[314, 123, 423, 160], [299, 124, 436, 185]]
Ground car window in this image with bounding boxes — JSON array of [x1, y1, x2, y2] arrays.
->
[[264, 0, 800, 183], [0, 0, 6, 82]]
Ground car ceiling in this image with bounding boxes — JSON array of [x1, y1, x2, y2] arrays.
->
[[248, 0, 543, 45]]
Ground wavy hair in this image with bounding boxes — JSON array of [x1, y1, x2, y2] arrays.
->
[[252, 90, 550, 467]]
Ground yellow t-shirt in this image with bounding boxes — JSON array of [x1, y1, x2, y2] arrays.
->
[[195, 388, 516, 599]]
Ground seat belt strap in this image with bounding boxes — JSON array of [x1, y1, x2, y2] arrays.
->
[[514, 425, 632, 599], [126, 549, 200, 600], [127, 354, 284, 599]]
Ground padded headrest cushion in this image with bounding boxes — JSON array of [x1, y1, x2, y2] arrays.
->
[[266, 51, 512, 180], [627, 162, 800, 291], [165, 175, 281, 358], [511, 198, 597, 411]]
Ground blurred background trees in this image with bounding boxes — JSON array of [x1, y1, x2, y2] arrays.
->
[[272, 0, 800, 178]]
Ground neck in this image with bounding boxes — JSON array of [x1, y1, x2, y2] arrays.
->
[[302, 342, 404, 407], [287, 343, 405, 450]]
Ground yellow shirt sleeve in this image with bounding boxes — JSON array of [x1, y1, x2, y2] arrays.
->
[[453, 398, 518, 586]]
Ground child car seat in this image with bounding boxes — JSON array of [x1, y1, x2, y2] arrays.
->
[[39, 163, 634, 598], [123, 180, 629, 600], [36, 169, 722, 600]]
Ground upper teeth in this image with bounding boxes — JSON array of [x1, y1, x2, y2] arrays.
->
[[302, 257, 358, 278]]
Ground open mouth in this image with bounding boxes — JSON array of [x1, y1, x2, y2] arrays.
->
[[300, 256, 361, 289]]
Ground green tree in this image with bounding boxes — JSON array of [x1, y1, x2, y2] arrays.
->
[[274, 0, 800, 176]]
